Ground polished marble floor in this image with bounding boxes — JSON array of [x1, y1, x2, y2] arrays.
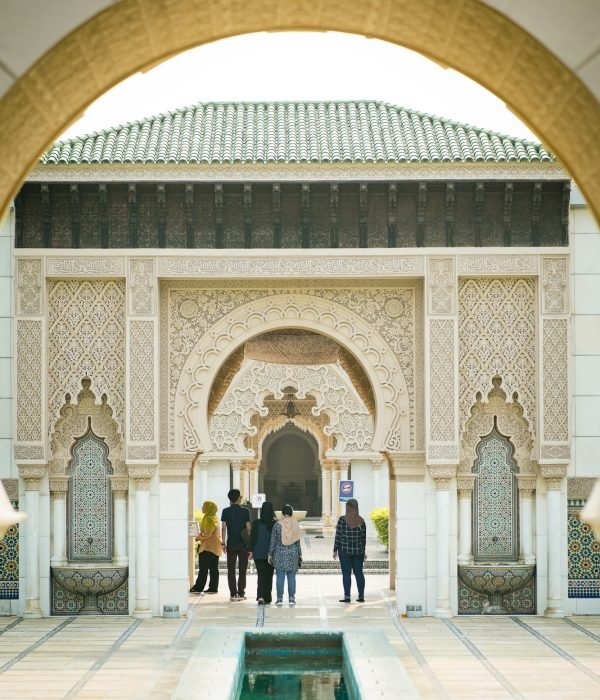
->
[[0, 574, 599, 698]]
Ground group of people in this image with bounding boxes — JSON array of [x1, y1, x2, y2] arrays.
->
[[190, 488, 367, 605]]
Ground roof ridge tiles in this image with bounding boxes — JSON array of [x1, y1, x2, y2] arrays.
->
[[42, 99, 555, 166]]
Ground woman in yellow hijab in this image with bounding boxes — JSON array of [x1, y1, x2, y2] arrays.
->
[[190, 500, 223, 594]]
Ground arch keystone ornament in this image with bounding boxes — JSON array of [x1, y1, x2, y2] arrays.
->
[[175, 294, 409, 455]]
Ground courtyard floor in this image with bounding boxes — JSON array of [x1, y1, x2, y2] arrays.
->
[[0, 570, 599, 699]]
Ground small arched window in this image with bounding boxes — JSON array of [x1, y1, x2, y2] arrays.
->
[[67, 422, 113, 561], [473, 419, 518, 561]]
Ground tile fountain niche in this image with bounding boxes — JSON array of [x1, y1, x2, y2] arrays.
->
[[458, 378, 536, 614], [50, 379, 129, 615]]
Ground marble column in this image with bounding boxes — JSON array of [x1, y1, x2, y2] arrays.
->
[[49, 477, 69, 566], [429, 465, 456, 618], [252, 464, 259, 499], [541, 464, 567, 617], [18, 464, 46, 618], [129, 465, 156, 618], [517, 475, 536, 565], [109, 476, 129, 566], [371, 457, 382, 506], [197, 459, 209, 507], [457, 475, 475, 564]]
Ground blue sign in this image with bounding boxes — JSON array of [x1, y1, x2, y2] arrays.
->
[[338, 480, 354, 502]]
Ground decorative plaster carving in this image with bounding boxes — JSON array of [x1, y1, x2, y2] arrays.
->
[[429, 319, 456, 443], [108, 476, 129, 496], [159, 255, 424, 278], [49, 378, 125, 477], [129, 320, 155, 443], [540, 444, 570, 460], [567, 478, 595, 501], [128, 464, 156, 490], [542, 257, 568, 314], [17, 258, 42, 315], [516, 475, 537, 497], [428, 257, 455, 315], [127, 445, 157, 460], [255, 414, 328, 463], [14, 444, 44, 461], [48, 280, 125, 434], [457, 256, 538, 275], [18, 464, 46, 490], [542, 319, 569, 443], [388, 452, 426, 481], [129, 258, 155, 316], [429, 464, 457, 489], [16, 319, 43, 443], [540, 464, 568, 490], [46, 256, 125, 276], [428, 444, 459, 461], [169, 290, 412, 454], [459, 278, 536, 437], [457, 475, 476, 496], [460, 377, 534, 475], [1, 479, 19, 500], [158, 453, 192, 482], [210, 361, 373, 455], [49, 477, 69, 494]]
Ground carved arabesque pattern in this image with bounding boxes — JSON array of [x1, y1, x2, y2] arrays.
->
[[429, 319, 455, 442], [48, 280, 125, 434], [255, 415, 328, 463], [429, 257, 454, 315], [168, 288, 414, 453], [17, 258, 42, 315], [16, 319, 43, 442], [210, 360, 373, 455], [50, 378, 125, 477], [129, 320, 155, 443], [129, 258, 154, 315], [542, 318, 569, 442], [542, 257, 568, 314], [460, 377, 534, 476], [459, 278, 536, 437]]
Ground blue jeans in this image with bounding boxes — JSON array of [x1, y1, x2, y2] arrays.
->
[[339, 552, 365, 598], [275, 569, 297, 601]]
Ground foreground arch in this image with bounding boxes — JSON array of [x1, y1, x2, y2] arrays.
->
[[0, 0, 598, 223]]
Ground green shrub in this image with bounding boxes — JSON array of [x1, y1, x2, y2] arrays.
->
[[370, 507, 389, 549]]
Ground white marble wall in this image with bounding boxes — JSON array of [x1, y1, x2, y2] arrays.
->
[[569, 187, 600, 614]]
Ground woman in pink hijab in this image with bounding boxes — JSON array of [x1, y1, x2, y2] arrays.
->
[[268, 504, 302, 606]]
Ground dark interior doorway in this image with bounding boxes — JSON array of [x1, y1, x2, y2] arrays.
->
[[260, 425, 321, 516]]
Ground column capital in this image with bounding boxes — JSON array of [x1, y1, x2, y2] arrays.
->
[[18, 464, 47, 491], [540, 464, 568, 491], [158, 452, 193, 483], [517, 474, 537, 497], [49, 475, 69, 498], [109, 475, 129, 497], [230, 459, 243, 470], [456, 474, 476, 496], [242, 459, 258, 471], [335, 459, 351, 470], [387, 451, 426, 481], [429, 464, 457, 490], [128, 464, 157, 490]]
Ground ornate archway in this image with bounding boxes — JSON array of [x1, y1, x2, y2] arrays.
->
[[175, 293, 409, 453]]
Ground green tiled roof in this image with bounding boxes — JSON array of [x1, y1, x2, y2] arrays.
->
[[42, 101, 553, 165]]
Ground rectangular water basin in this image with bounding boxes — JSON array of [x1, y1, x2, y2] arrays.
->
[[173, 628, 417, 700]]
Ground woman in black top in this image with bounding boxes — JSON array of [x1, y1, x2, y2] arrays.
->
[[250, 501, 276, 604]]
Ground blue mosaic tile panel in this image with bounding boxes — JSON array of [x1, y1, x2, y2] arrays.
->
[[0, 500, 20, 600], [568, 499, 600, 599]]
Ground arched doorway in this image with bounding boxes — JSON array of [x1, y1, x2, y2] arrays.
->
[[261, 425, 321, 516]]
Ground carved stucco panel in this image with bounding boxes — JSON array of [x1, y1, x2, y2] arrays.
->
[[47, 280, 125, 435], [171, 292, 411, 454], [165, 285, 417, 453], [542, 257, 568, 315], [459, 278, 536, 438], [16, 319, 43, 443], [16, 258, 42, 315], [129, 258, 155, 316], [542, 318, 569, 443], [429, 319, 456, 443], [428, 257, 455, 315], [129, 320, 155, 443]]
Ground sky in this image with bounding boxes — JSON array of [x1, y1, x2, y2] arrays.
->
[[60, 32, 538, 143]]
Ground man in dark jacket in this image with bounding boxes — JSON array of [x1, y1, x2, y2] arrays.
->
[[221, 488, 251, 601]]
